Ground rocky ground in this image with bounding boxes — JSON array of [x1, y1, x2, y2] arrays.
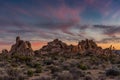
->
[[0, 36, 120, 80]]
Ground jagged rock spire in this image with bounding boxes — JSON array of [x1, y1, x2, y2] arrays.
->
[[16, 36, 20, 43]]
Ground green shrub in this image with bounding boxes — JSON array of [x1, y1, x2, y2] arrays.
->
[[11, 62, 18, 67], [26, 62, 41, 69], [34, 63, 41, 68], [27, 70, 34, 77], [7, 68, 20, 77], [48, 65, 61, 74], [78, 64, 88, 70], [35, 67, 42, 73], [12, 54, 33, 63], [106, 69, 120, 76], [44, 59, 53, 65]]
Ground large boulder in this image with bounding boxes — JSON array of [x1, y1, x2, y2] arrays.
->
[[9, 36, 34, 56]]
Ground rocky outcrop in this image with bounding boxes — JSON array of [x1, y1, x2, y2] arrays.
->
[[9, 36, 34, 56], [35, 38, 117, 56], [37, 39, 110, 55], [78, 39, 98, 51], [38, 39, 70, 54], [76, 39, 102, 54]]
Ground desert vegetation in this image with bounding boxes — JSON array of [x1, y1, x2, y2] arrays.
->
[[0, 36, 120, 80]]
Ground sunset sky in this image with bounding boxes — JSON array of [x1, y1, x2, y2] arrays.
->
[[0, 0, 120, 50]]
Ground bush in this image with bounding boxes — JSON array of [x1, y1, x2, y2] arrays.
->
[[48, 65, 61, 74], [12, 54, 33, 63], [84, 76, 92, 80], [6, 68, 26, 80], [106, 69, 120, 76], [11, 62, 18, 67], [7, 68, 19, 77], [70, 68, 85, 79], [26, 62, 41, 69], [44, 59, 53, 65], [34, 63, 41, 68], [34, 63, 42, 73], [35, 68, 42, 73], [56, 71, 74, 80], [33, 75, 51, 80], [27, 70, 34, 77], [77, 64, 88, 70]]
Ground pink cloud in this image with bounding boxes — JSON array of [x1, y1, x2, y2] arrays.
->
[[41, 0, 85, 23]]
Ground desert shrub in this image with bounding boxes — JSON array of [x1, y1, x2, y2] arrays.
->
[[59, 57, 65, 63], [51, 55, 58, 60], [26, 62, 41, 69], [116, 60, 120, 64], [0, 76, 9, 80], [7, 68, 19, 77], [26, 62, 34, 67], [33, 75, 52, 80], [12, 54, 33, 63], [98, 55, 107, 61], [11, 62, 18, 67], [27, 69, 34, 77], [84, 76, 92, 80], [34, 62, 41, 68], [48, 65, 61, 74], [0, 53, 10, 61], [70, 68, 85, 79], [6, 68, 25, 80], [35, 68, 42, 73], [109, 57, 116, 64], [106, 69, 120, 76], [77, 64, 88, 70], [0, 62, 5, 67], [56, 71, 74, 80], [44, 59, 53, 65], [2, 75, 25, 80], [62, 63, 70, 70]]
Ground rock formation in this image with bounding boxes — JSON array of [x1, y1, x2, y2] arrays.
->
[[76, 39, 102, 54], [38, 39, 70, 54], [37, 39, 97, 55], [9, 36, 34, 56], [78, 39, 98, 51], [37, 39, 111, 55]]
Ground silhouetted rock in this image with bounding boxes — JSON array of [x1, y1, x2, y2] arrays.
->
[[9, 36, 34, 56], [78, 39, 98, 51], [38, 39, 69, 55], [37, 39, 117, 56], [75, 39, 106, 55]]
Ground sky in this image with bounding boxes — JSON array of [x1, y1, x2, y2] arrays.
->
[[0, 0, 120, 50]]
